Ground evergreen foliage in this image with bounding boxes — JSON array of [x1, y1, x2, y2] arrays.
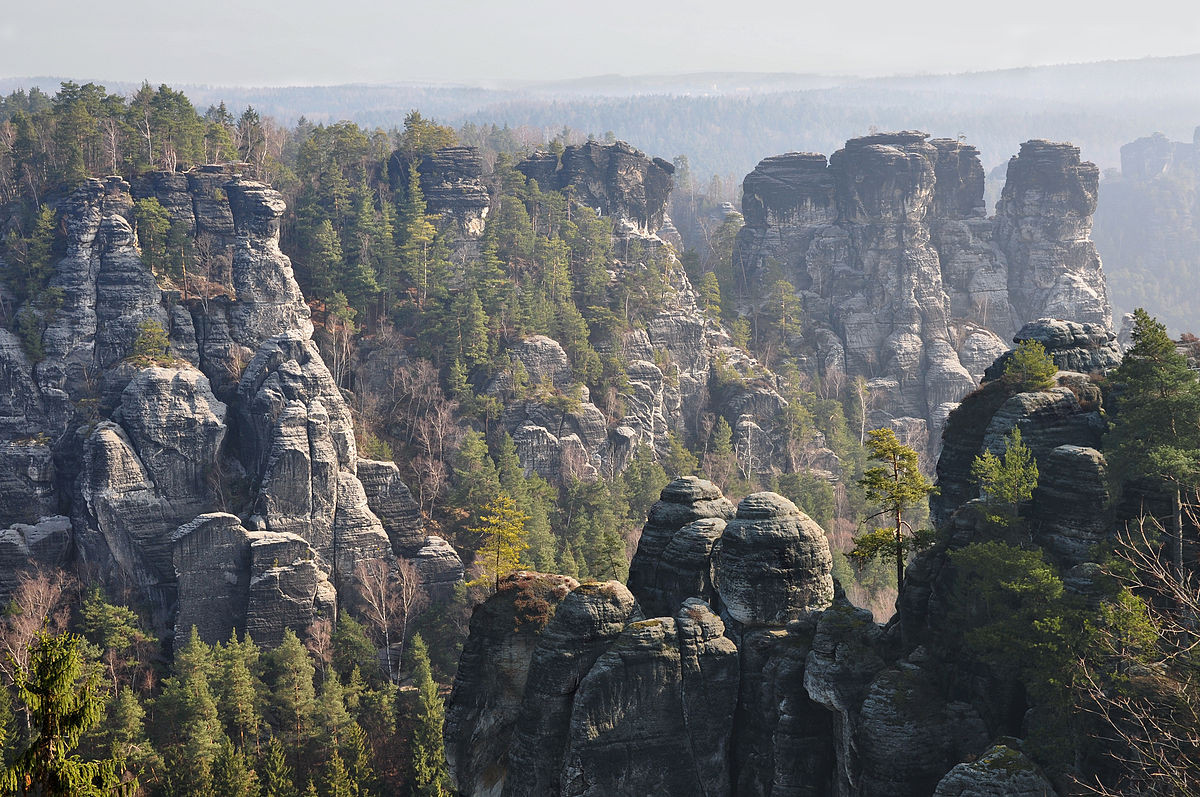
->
[[970, 426, 1039, 527], [408, 636, 450, 797], [1002, 339, 1058, 392]]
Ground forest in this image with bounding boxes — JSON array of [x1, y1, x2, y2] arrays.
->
[[0, 79, 1199, 794]]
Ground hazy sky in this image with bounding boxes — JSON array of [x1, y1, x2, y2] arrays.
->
[[2, 0, 1198, 86]]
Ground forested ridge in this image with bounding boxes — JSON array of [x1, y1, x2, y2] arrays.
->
[[2, 80, 1200, 795]]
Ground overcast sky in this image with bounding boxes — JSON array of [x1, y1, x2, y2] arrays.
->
[[2, 0, 1198, 86]]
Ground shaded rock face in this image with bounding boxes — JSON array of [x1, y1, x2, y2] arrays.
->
[[445, 572, 579, 797], [417, 146, 491, 236], [453, 486, 1008, 797], [517, 141, 674, 235], [734, 133, 1113, 459], [0, 171, 441, 646], [627, 477, 736, 617], [983, 318, 1121, 381]]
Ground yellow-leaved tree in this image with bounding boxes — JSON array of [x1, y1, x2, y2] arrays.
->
[[469, 494, 529, 593]]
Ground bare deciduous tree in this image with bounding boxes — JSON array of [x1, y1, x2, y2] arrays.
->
[[305, 617, 333, 680], [355, 557, 427, 682]]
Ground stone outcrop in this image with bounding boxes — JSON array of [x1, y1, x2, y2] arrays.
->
[[933, 744, 1057, 797], [452, 484, 1004, 797], [733, 132, 1113, 459], [518, 141, 674, 235], [417, 146, 491, 237], [0, 169, 451, 645], [626, 477, 735, 617], [717, 492, 834, 626]]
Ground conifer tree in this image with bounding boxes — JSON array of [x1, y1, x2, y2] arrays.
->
[[469, 494, 530, 592], [1002, 339, 1058, 391], [215, 632, 263, 751], [157, 628, 224, 796], [1106, 308, 1200, 576], [90, 686, 159, 787], [1, 631, 132, 796], [409, 635, 450, 797], [399, 167, 439, 310], [212, 738, 259, 797], [259, 738, 298, 797], [970, 426, 1039, 527], [321, 749, 356, 797], [264, 630, 317, 753], [315, 675, 354, 755], [851, 427, 936, 586], [343, 722, 377, 797], [307, 218, 343, 301]]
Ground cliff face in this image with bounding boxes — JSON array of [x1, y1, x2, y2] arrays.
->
[[449, 319, 1119, 795], [447, 477, 1063, 796], [734, 133, 1112, 459], [0, 170, 461, 644]]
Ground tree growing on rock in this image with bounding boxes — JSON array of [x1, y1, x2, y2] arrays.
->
[[851, 427, 936, 587], [970, 426, 1039, 528], [1105, 308, 1200, 579], [469, 494, 529, 593], [1003, 339, 1058, 392]]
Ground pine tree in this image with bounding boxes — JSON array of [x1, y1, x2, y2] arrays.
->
[[264, 630, 317, 753], [398, 167, 440, 310], [157, 628, 224, 796], [1, 631, 132, 796], [469, 494, 530, 592], [970, 426, 1039, 527], [851, 427, 936, 586], [315, 675, 354, 755], [450, 290, 489, 369], [409, 635, 451, 797], [259, 738, 298, 797]]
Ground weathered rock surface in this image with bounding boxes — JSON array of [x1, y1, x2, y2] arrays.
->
[[983, 318, 1121, 380], [933, 744, 1057, 797], [445, 572, 579, 797], [734, 133, 1114, 459], [717, 492, 834, 626], [411, 535, 465, 600], [0, 515, 71, 597], [417, 146, 491, 237], [357, 457, 426, 554], [627, 477, 735, 617], [503, 581, 641, 797], [0, 170, 400, 645], [517, 141, 674, 235]]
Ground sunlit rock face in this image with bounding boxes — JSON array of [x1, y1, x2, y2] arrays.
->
[[733, 133, 1112, 460]]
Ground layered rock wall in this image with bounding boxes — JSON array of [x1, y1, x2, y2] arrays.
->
[[734, 133, 1113, 459]]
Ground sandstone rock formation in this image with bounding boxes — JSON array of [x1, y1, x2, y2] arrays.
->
[[733, 133, 1113, 459], [517, 141, 674, 235], [0, 170, 457, 646]]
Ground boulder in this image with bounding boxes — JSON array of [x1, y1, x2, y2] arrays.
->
[[716, 492, 834, 626], [933, 744, 1058, 796]]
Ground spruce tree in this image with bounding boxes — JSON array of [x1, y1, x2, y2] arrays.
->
[[1, 631, 132, 796], [157, 629, 224, 796], [315, 675, 354, 755], [215, 632, 263, 751], [408, 635, 450, 797], [321, 749, 356, 797], [212, 738, 259, 797], [264, 630, 317, 754], [259, 738, 298, 797]]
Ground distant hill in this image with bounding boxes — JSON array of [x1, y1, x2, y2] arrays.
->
[[5, 55, 1200, 178]]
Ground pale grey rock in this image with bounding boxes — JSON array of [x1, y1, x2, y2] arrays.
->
[[244, 530, 335, 647], [411, 535, 464, 600], [172, 513, 252, 645], [0, 515, 71, 599], [116, 366, 226, 502], [357, 458, 426, 555]]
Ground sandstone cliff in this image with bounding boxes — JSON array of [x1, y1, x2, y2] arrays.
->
[[0, 170, 461, 645], [733, 133, 1113, 460]]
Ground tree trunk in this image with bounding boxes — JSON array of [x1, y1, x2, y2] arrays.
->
[[895, 507, 904, 588], [1175, 486, 1185, 582]]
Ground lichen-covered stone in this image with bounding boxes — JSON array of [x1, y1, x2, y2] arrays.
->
[[933, 744, 1058, 796]]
